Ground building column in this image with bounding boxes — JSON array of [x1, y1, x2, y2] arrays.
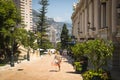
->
[[82, 11, 84, 35], [80, 13, 82, 36], [88, 0, 94, 37], [106, 0, 112, 40], [78, 12, 80, 41], [88, 1, 92, 35], [86, 0, 89, 38], [94, 0, 99, 37], [112, 0, 117, 33], [85, 8, 88, 38], [83, 10, 85, 38]]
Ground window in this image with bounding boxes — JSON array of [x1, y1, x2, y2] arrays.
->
[[117, 4, 120, 25]]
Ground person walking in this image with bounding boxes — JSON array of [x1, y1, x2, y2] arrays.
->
[[52, 51, 62, 71], [48, 50, 51, 56]]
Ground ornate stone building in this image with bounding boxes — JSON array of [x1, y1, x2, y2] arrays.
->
[[71, 0, 120, 78]]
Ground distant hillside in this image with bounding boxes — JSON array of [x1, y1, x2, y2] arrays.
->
[[32, 9, 72, 35]]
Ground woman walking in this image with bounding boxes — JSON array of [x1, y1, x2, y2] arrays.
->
[[52, 51, 62, 71]]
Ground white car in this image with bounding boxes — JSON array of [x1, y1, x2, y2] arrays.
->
[[43, 51, 48, 54], [47, 49, 56, 54], [38, 48, 44, 51]]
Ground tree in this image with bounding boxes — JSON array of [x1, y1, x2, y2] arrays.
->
[[84, 39, 113, 71], [71, 39, 113, 71], [60, 24, 69, 49], [56, 42, 61, 50], [71, 42, 87, 61], [81, 40, 113, 80], [0, 0, 21, 63], [37, 0, 49, 49]]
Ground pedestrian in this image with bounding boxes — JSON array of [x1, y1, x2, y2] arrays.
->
[[52, 51, 62, 71], [48, 50, 51, 56], [59, 49, 63, 55]]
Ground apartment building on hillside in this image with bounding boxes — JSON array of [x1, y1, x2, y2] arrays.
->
[[71, 0, 120, 78], [13, 0, 33, 31], [46, 26, 57, 48]]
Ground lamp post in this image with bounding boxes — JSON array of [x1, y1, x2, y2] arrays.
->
[[71, 35, 76, 45], [10, 27, 15, 67], [27, 34, 30, 61], [27, 49, 30, 61]]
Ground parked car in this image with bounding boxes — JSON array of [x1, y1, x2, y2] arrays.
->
[[47, 49, 56, 54]]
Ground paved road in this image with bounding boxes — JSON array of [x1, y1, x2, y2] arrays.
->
[[0, 54, 83, 80]]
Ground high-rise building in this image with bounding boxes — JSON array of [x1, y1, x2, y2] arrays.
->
[[13, 0, 33, 31], [47, 26, 57, 47]]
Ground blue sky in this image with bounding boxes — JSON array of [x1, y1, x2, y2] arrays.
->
[[32, 0, 78, 23]]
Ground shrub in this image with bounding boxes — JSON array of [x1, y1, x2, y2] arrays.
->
[[74, 62, 82, 72], [71, 42, 87, 61], [82, 69, 110, 80], [74, 59, 88, 73]]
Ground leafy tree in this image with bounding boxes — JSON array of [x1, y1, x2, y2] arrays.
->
[[42, 40, 54, 49], [37, 0, 49, 49], [0, 0, 21, 63], [56, 42, 61, 50], [14, 28, 28, 47], [60, 24, 69, 49], [71, 39, 113, 71], [71, 42, 87, 61], [84, 40, 113, 71], [82, 40, 113, 80]]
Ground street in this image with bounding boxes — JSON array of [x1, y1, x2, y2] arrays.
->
[[0, 54, 83, 80]]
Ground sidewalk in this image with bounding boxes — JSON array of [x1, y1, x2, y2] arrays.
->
[[0, 54, 83, 80], [0, 54, 40, 71]]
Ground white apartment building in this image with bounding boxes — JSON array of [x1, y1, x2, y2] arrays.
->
[[13, 0, 33, 31]]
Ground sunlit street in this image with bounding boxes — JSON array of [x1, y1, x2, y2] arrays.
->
[[0, 54, 82, 80]]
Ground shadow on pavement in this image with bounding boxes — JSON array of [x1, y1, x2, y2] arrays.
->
[[62, 55, 74, 65], [49, 70, 58, 72], [66, 71, 81, 74], [17, 68, 24, 71]]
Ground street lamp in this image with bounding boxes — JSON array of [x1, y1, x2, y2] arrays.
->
[[71, 35, 76, 45], [27, 49, 30, 61], [10, 27, 15, 67], [27, 34, 30, 61]]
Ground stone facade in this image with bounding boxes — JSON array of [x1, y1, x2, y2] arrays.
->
[[71, 0, 120, 71]]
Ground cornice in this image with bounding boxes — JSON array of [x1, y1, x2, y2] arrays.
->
[[71, 0, 86, 19]]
